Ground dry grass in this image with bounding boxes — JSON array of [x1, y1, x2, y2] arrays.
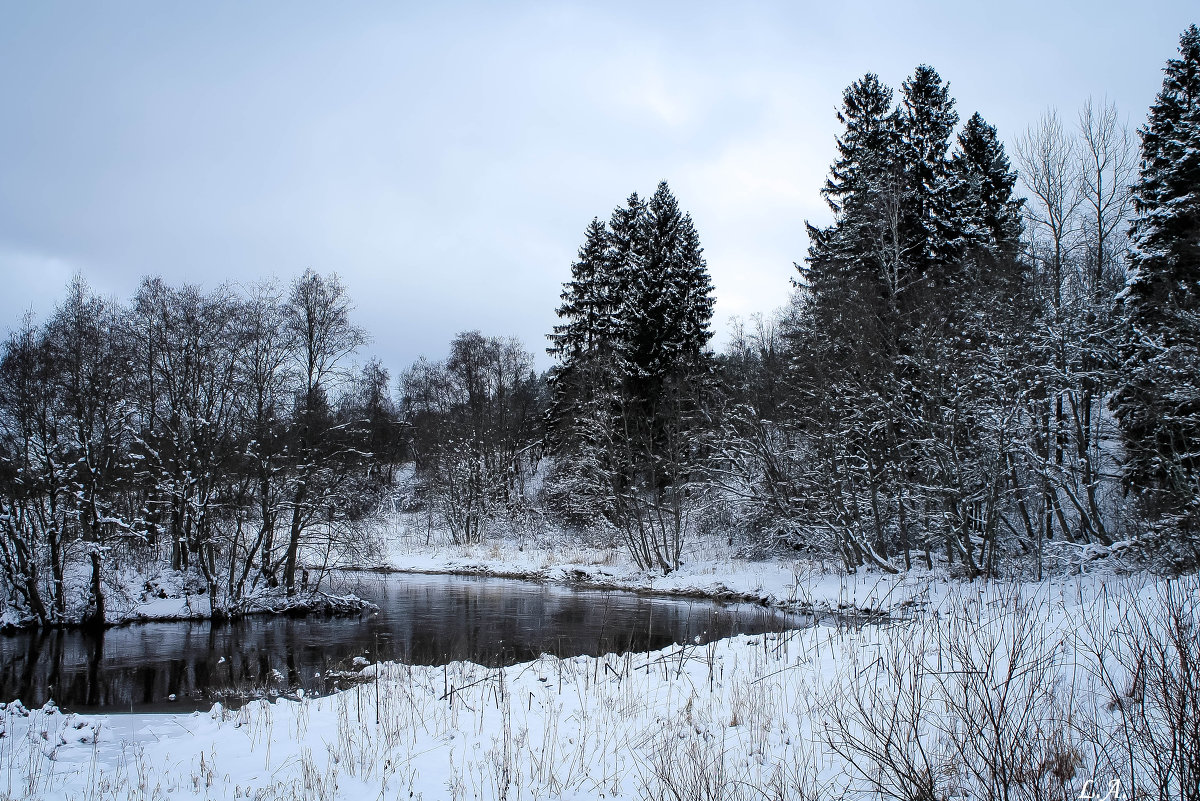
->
[[0, 576, 1195, 800]]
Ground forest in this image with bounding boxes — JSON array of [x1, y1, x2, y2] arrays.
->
[[1, 26, 1198, 630]]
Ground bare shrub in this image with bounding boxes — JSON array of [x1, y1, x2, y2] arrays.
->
[[827, 589, 1083, 801], [934, 591, 1081, 801], [824, 626, 948, 801], [639, 716, 785, 801], [1085, 577, 1200, 801]]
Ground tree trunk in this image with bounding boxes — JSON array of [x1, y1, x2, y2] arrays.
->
[[81, 549, 105, 630], [283, 482, 307, 596]]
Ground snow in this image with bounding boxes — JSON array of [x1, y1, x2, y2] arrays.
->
[[0, 510, 1181, 798], [378, 531, 1075, 619], [0, 573, 1169, 800]]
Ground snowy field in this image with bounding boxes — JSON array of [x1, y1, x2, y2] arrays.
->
[[2, 571, 1191, 800]]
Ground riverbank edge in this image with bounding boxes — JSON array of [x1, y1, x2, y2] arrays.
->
[[2, 549, 1138, 633], [348, 561, 905, 623], [0, 590, 378, 634]]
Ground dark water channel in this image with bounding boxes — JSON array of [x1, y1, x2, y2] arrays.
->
[[0, 573, 806, 713]]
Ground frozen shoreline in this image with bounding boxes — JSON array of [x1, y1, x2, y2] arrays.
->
[[1, 530, 1176, 799]]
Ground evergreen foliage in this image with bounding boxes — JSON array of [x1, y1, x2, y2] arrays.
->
[[546, 181, 714, 571], [791, 66, 1028, 576], [1114, 24, 1200, 544], [896, 65, 963, 288], [10, 31, 1200, 606], [953, 112, 1025, 264]]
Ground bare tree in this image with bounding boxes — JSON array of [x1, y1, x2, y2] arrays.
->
[[401, 332, 540, 544], [1060, 98, 1136, 549], [1015, 108, 1115, 565], [1008, 101, 1134, 566], [608, 373, 710, 574], [1017, 110, 1083, 311], [236, 281, 297, 590], [128, 279, 252, 616], [281, 269, 368, 595], [1077, 97, 1135, 296], [43, 277, 132, 628], [0, 319, 66, 624]]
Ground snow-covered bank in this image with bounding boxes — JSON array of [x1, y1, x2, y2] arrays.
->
[[1, 574, 1186, 800], [1, 563, 375, 632], [385, 544, 923, 618], [378, 531, 1133, 620]]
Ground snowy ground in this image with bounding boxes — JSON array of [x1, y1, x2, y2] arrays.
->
[[0, 561, 374, 631], [0, 573, 1170, 800], [1, 515, 1180, 799], [380, 521, 917, 612], [376, 521, 1127, 620]]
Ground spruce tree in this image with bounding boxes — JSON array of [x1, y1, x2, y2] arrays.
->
[[805, 74, 897, 288], [953, 111, 1024, 264], [548, 218, 613, 365], [896, 65, 962, 289], [547, 218, 614, 447], [1122, 24, 1200, 317], [607, 191, 647, 351], [796, 73, 908, 572], [948, 111, 1027, 335], [621, 181, 714, 398], [802, 74, 899, 364], [1114, 24, 1200, 541], [823, 73, 897, 213], [674, 216, 716, 368], [794, 67, 1025, 576], [546, 182, 714, 570]]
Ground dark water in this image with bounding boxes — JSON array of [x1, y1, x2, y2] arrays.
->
[[0, 572, 805, 713]]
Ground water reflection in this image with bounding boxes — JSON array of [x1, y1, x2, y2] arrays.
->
[[0, 573, 804, 712]]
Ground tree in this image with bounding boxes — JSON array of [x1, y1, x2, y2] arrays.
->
[[403, 332, 541, 544], [348, 358, 405, 487], [709, 310, 804, 547], [1017, 110, 1082, 312], [1078, 97, 1136, 295], [1036, 99, 1134, 550], [234, 281, 297, 590], [0, 270, 391, 626], [281, 269, 368, 595], [953, 112, 1024, 264], [545, 182, 714, 571], [796, 73, 910, 572], [545, 218, 622, 521], [128, 278, 246, 609], [790, 67, 1033, 576], [1114, 24, 1200, 547], [547, 218, 616, 370], [43, 277, 133, 627], [0, 318, 65, 624], [896, 65, 962, 288], [1012, 104, 1129, 559], [620, 182, 714, 395], [804, 73, 900, 325]]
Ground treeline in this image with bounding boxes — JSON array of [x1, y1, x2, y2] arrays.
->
[[396, 180, 714, 576], [0, 271, 402, 626], [539, 28, 1200, 577], [729, 66, 1115, 578], [3, 28, 1198, 624]]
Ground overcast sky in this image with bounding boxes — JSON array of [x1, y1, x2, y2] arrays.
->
[[1, 1, 1195, 376]]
